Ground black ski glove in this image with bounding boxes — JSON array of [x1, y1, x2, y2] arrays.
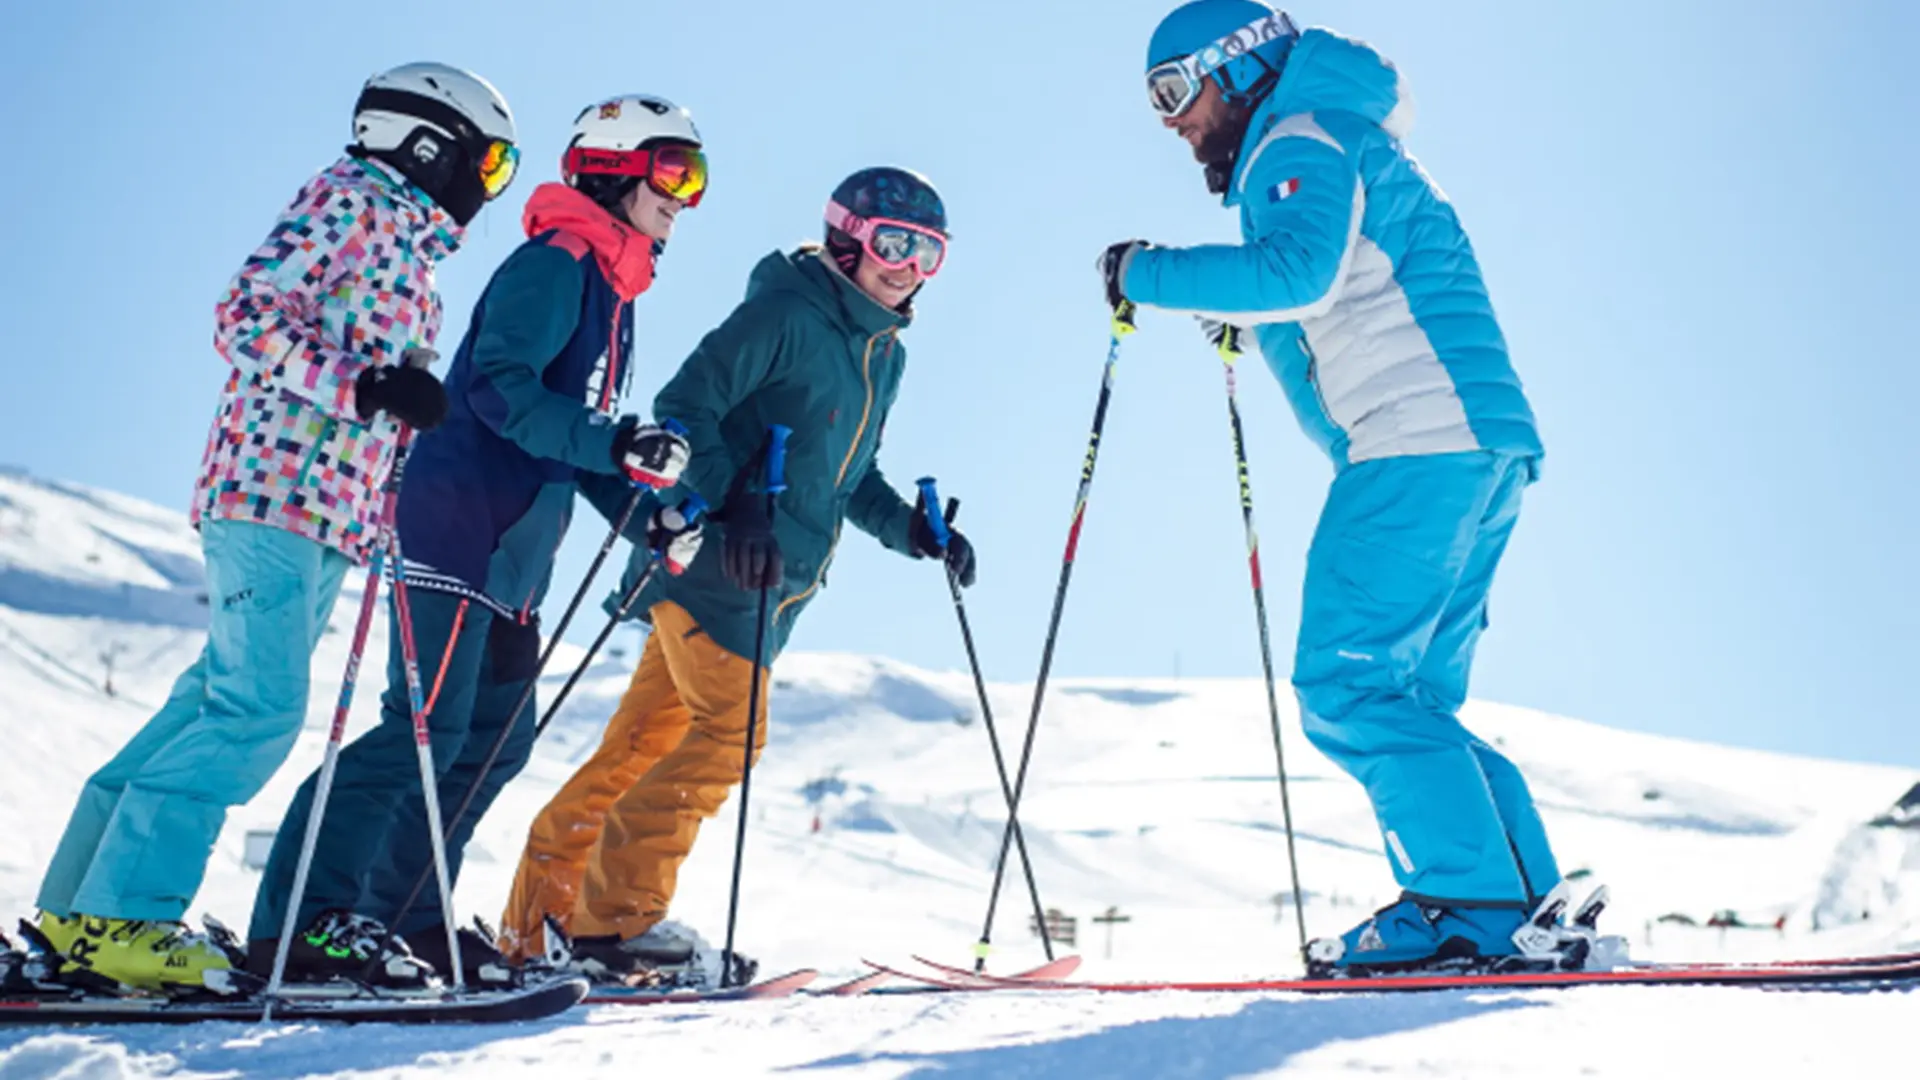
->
[[1197, 317, 1244, 356], [354, 364, 448, 431], [721, 495, 783, 592], [909, 492, 977, 589], [1097, 240, 1148, 313]]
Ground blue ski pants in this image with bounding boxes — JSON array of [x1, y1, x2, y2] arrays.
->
[[249, 588, 538, 940], [1293, 450, 1560, 907], [37, 520, 350, 921]]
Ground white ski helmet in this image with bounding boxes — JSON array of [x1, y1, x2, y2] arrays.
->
[[562, 94, 706, 209], [352, 62, 519, 225]]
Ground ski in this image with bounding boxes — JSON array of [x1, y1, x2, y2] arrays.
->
[[815, 969, 896, 996], [912, 954, 1083, 984], [861, 952, 1920, 995], [581, 967, 817, 1005], [0, 975, 589, 1026], [832, 954, 1083, 996]]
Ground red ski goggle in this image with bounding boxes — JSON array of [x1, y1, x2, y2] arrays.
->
[[563, 142, 708, 206]]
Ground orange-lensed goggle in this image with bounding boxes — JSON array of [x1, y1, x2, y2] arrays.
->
[[477, 139, 520, 200], [563, 143, 708, 207]]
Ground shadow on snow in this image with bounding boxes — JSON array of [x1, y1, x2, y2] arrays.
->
[[786, 991, 1544, 1079], [0, 1011, 580, 1080]]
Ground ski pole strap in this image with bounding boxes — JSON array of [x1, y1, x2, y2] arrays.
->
[[765, 424, 792, 495], [915, 477, 952, 550]]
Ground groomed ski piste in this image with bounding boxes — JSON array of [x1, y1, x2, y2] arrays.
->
[[1, 468, 1914, 1077]]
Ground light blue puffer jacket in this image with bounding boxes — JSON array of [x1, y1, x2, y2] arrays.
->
[[1124, 28, 1542, 469]]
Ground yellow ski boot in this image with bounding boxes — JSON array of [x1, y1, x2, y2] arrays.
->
[[35, 911, 83, 956], [61, 916, 240, 993]]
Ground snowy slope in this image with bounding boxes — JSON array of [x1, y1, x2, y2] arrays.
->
[[0, 468, 1914, 1078]]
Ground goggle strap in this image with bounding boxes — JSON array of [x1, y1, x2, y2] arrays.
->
[[1185, 10, 1298, 84], [823, 199, 866, 239], [1148, 9, 1298, 115]]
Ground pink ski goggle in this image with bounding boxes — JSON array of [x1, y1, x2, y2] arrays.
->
[[825, 200, 948, 277]]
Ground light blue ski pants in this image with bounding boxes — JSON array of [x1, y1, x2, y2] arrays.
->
[[1294, 451, 1560, 907], [36, 520, 350, 921]]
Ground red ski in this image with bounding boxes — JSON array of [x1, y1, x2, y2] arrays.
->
[[582, 968, 816, 1005], [842, 955, 1082, 995], [862, 952, 1920, 995]]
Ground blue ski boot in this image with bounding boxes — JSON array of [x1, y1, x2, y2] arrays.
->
[[1306, 883, 1588, 977]]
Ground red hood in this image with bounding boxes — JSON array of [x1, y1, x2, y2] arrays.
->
[[521, 183, 657, 301]]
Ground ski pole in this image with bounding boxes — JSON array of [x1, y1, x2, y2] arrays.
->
[[720, 424, 790, 988], [382, 508, 468, 990], [915, 477, 1054, 964], [975, 302, 1136, 970], [531, 492, 708, 742], [1212, 323, 1309, 958], [261, 430, 413, 1019], [377, 420, 686, 944]]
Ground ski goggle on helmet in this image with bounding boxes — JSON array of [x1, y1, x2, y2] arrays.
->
[[1147, 8, 1298, 118], [476, 139, 520, 199], [563, 142, 708, 205], [824, 200, 948, 277]]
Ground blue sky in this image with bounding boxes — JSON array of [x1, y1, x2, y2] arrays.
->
[[2, 1, 1914, 770]]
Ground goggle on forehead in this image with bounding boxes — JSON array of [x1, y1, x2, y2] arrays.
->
[[1146, 10, 1299, 118]]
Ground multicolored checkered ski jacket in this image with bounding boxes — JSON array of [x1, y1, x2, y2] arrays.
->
[[191, 155, 463, 562]]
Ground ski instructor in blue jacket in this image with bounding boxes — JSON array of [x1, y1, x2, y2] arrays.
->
[[1103, 1, 1572, 974]]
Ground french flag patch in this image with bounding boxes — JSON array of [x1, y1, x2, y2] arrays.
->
[[1269, 177, 1301, 202]]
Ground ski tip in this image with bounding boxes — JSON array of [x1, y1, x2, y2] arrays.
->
[[1026, 955, 1084, 981]]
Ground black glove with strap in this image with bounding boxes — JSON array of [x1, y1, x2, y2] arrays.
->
[[1097, 240, 1148, 314], [354, 363, 448, 430], [720, 492, 782, 592], [1198, 317, 1245, 357], [909, 490, 977, 589]]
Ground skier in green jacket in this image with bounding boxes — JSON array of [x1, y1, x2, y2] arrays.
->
[[499, 166, 972, 973]]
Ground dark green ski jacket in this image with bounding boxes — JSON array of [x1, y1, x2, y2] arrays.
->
[[611, 246, 921, 662]]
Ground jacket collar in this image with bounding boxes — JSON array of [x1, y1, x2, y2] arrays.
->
[[347, 155, 464, 261], [521, 183, 659, 301], [803, 248, 913, 338]]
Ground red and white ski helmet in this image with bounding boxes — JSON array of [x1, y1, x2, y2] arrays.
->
[[563, 95, 703, 208]]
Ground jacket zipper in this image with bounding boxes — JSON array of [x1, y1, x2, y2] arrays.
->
[[1301, 338, 1334, 423], [292, 417, 334, 489], [775, 328, 891, 622]]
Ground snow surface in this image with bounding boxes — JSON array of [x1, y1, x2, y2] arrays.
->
[[0, 468, 1913, 1078]]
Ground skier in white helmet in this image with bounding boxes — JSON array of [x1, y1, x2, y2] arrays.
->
[[245, 93, 706, 988], [32, 62, 518, 993]]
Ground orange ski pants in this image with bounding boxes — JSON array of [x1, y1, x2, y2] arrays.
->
[[498, 601, 767, 962]]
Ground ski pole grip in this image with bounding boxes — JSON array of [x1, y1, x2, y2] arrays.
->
[[765, 425, 792, 495], [915, 477, 952, 550], [678, 491, 708, 523], [661, 417, 689, 438]]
